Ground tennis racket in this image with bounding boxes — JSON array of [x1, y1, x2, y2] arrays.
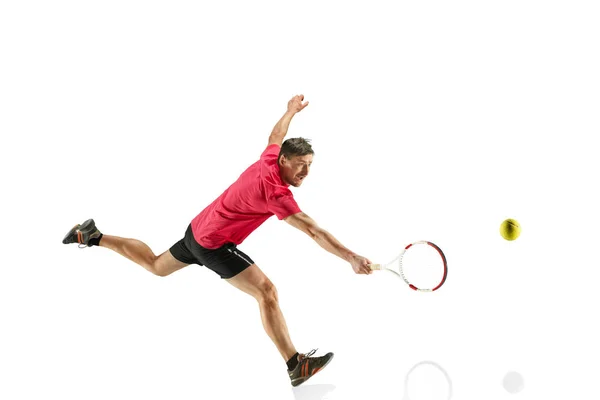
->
[[368, 241, 448, 292]]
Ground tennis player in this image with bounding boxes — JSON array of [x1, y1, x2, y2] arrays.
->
[[62, 94, 373, 387]]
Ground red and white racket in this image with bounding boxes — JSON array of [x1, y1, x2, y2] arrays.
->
[[368, 241, 448, 292]]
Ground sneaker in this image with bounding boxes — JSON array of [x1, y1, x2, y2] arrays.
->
[[62, 219, 102, 248], [288, 349, 334, 387]]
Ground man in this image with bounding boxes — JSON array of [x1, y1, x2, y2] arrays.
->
[[62, 94, 373, 387]]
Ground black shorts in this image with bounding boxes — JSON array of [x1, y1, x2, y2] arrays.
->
[[169, 224, 255, 279]]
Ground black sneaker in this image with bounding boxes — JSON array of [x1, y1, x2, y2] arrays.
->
[[288, 349, 334, 387], [62, 219, 102, 248]]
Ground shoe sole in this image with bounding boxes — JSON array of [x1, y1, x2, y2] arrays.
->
[[79, 219, 96, 232], [292, 354, 334, 387]]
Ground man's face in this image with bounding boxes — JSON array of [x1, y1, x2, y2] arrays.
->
[[279, 154, 313, 187]]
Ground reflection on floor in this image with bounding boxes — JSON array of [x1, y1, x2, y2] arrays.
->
[[291, 383, 336, 400]]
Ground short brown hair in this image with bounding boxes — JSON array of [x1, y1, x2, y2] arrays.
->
[[278, 137, 314, 162]]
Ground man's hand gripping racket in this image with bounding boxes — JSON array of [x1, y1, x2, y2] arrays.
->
[[349, 254, 374, 275]]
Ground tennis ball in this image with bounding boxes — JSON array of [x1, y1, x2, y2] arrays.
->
[[500, 218, 521, 241]]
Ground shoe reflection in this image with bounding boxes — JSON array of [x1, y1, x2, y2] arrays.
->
[[292, 383, 336, 400]]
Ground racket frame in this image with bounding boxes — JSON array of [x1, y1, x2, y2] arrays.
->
[[369, 241, 448, 292]]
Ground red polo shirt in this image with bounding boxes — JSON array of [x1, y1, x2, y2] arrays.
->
[[191, 144, 302, 249]]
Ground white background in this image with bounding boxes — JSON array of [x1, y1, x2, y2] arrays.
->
[[1, 0, 599, 399]]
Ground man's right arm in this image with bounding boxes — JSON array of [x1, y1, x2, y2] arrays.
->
[[284, 212, 373, 275], [268, 94, 309, 147]]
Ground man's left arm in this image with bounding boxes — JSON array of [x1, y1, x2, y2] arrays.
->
[[268, 94, 309, 147]]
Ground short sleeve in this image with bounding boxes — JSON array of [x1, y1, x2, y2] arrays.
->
[[261, 144, 280, 161], [268, 191, 302, 220]]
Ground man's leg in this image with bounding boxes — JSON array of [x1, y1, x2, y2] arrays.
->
[[63, 218, 190, 276], [225, 263, 334, 386], [225, 264, 297, 361], [99, 235, 189, 277]]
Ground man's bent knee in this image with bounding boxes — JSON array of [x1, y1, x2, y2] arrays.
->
[[147, 256, 166, 276], [256, 279, 279, 305], [151, 251, 189, 277]]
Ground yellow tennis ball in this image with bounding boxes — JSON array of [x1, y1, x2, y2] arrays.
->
[[500, 218, 521, 241]]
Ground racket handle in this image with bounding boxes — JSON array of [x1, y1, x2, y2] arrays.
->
[[368, 263, 381, 270]]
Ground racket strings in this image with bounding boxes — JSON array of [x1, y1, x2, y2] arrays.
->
[[400, 243, 446, 291], [398, 257, 410, 285]]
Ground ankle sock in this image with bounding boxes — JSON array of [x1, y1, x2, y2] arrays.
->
[[88, 233, 103, 247], [286, 352, 299, 371]]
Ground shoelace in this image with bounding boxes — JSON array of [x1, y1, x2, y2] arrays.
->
[[301, 349, 318, 359], [75, 227, 92, 248]]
